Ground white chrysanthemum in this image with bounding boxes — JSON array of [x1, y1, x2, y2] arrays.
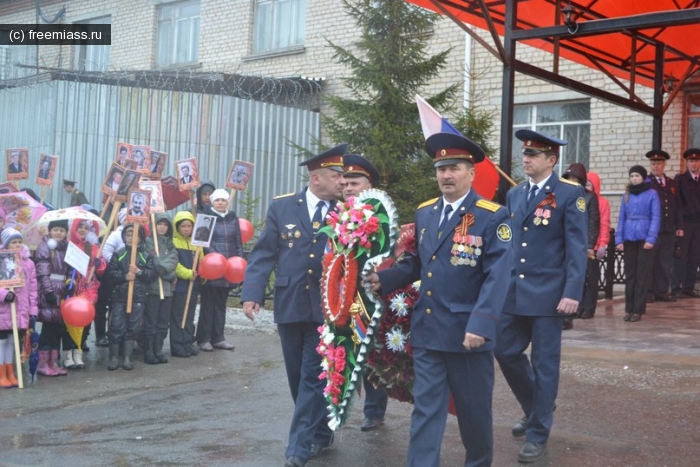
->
[[322, 331, 335, 345], [389, 293, 409, 316], [320, 359, 329, 371], [386, 328, 407, 352]]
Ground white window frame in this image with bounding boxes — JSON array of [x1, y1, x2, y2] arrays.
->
[[0, 40, 37, 81], [73, 16, 111, 72], [252, 0, 307, 54], [156, 0, 200, 68]]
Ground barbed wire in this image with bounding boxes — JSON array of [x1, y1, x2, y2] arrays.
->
[[0, 66, 325, 109]]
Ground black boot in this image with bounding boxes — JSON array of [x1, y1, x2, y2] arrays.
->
[[143, 336, 158, 365], [107, 343, 120, 371], [123, 340, 135, 370], [154, 334, 168, 364]]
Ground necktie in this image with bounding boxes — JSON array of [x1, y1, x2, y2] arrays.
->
[[658, 177, 664, 187], [527, 184, 538, 207], [438, 205, 453, 239], [695, 176, 698, 183], [312, 200, 326, 231]]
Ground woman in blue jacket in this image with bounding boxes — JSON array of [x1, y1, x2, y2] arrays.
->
[[615, 165, 661, 322]]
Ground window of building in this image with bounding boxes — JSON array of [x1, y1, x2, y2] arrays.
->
[[511, 101, 591, 182], [687, 93, 700, 150], [0, 41, 37, 81], [74, 16, 111, 72], [253, 0, 306, 54], [157, 0, 200, 68]]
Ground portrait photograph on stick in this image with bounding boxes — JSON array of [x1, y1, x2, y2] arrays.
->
[[6, 148, 29, 181], [101, 163, 126, 195], [0, 249, 24, 288], [35, 154, 58, 186], [139, 180, 165, 214], [176, 158, 200, 192], [115, 170, 142, 202], [116, 142, 132, 166], [226, 160, 254, 191], [126, 188, 151, 224], [191, 214, 216, 247], [149, 150, 167, 178], [132, 145, 151, 173]]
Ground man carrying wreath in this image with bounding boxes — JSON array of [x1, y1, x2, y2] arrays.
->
[[365, 133, 512, 467]]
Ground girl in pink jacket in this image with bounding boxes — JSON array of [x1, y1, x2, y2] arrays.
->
[[0, 228, 38, 388]]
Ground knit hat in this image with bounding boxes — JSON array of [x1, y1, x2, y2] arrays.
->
[[48, 219, 69, 232], [117, 207, 127, 225], [211, 189, 229, 201], [629, 165, 648, 179], [2, 228, 23, 248]]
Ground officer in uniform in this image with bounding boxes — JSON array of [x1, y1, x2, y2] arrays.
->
[[673, 148, 700, 298], [241, 144, 347, 467], [495, 130, 587, 463], [365, 133, 512, 467], [646, 149, 683, 301], [341, 154, 390, 432], [63, 179, 89, 207]]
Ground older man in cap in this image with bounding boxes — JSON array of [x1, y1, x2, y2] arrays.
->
[[341, 154, 390, 432], [241, 144, 347, 467], [645, 150, 683, 302], [673, 148, 700, 298], [495, 130, 587, 463], [63, 179, 89, 207], [365, 133, 512, 467]]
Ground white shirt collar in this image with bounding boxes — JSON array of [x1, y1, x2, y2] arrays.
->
[[442, 191, 470, 214]]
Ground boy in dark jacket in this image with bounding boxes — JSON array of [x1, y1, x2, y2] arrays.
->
[[105, 223, 157, 370], [143, 213, 178, 364]]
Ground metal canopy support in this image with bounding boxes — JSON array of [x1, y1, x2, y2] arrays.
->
[[652, 43, 665, 149], [498, 0, 517, 201]]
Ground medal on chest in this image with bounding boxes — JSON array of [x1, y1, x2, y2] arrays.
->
[[450, 213, 481, 267], [532, 193, 556, 226]]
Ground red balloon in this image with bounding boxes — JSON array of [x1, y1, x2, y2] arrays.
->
[[239, 218, 254, 243], [224, 256, 247, 283], [198, 252, 228, 280], [61, 297, 96, 327]]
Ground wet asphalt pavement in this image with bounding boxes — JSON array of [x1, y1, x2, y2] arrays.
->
[[1, 296, 699, 467]]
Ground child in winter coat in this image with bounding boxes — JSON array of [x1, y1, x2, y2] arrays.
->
[[170, 211, 202, 358], [105, 223, 157, 370], [143, 214, 178, 364], [34, 219, 70, 376], [0, 229, 38, 388]]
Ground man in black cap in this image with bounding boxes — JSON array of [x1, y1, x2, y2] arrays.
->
[[646, 150, 682, 302], [63, 179, 89, 207], [365, 132, 512, 467], [495, 129, 587, 463], [241, 144, 347, 467], [673, 148, 700, 298], [340, 154, 389, 432]]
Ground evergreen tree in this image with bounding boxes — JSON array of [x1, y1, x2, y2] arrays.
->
[[323, 0, 459, 220]]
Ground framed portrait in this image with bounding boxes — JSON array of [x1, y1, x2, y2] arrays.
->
[[126, 188, 151, 224], [35, 154, 58, 187], [149, 150, 168, 179], [116, 142, 132, 167], [115, 170, 142, 203], [226, 160, 254, 191], [132, 145, 151, 174], [175, 157, 201, 192], [6, 148, 29, 181], [0, 249, 24, 289], [0, 181, 19, 194], [101, 163, 126, 196], [123, 159, 139, 171], [191, 214, 216, 247], [139, 180, 165, 214]]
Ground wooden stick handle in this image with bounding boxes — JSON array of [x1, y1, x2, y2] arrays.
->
[[151, 213, 164, 299], [126, 222, 139, 314], [10, 298, 24, 389], [181, 246, 202, 328]]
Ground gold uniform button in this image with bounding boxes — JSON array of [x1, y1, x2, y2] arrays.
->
[[426, 291, 432, 297], [312, 239, 317, 244], [431, 255, 437, 261], [523, 227, 528, 231], [308, 269, 313, 274], [519, 274, 525, 279], [520, 258, 526, 263], [426, 308, 432, 314], [427, 272, 433, 278], [305, 285, 310, 290], [309, 253, 315, 258], [522, 242, 527, 247]]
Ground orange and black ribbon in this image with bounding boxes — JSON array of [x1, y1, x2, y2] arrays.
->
[[535, 192, 557, 210], [453, 213, 475, 243]]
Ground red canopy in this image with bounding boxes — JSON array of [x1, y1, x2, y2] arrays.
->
[[408, 1, 700, 94]]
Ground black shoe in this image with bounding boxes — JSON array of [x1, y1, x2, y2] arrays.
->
[[580, 311, 594, 319], [82, 344, 90, 352], [655, 294, 676, 302], [96, 336, 109, 347], [512, 416, 527, 437], [562, 318, 573, 330], [361, 417, 383, 432], [284, 456, 306, 467], [308, 433, 334, 460], [623, 313, 631, 322], [646, 294, 655, 303], [518, 441, 547, 463], [682, 290, 700, 298], [629, 313, 642, 322], [171, 350, 190, 358]]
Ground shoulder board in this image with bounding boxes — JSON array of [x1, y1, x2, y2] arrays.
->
[[559, 177, 579, 186], [417, 197, 439, 209], [273, 192, 295, 200], [476, 199, 501, 212]]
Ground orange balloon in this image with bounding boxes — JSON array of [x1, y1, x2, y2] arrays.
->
[[224, 256, 247, 283], [60, 297, 96, 327], [198, 252, 228, 280], [239, 218, 254, 243]]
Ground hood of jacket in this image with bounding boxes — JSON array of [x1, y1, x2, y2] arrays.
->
[[587, 172, 601, 195], [121, 222, 146, 246], [196, 180, 216, 210], [173, 211, 196, 242], [563, 162, 587, 187], [154, 212, 173, 238]]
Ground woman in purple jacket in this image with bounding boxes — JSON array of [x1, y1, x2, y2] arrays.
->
[[615, 165, 661, 322]]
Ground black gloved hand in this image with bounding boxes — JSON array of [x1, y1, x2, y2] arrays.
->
[[45, 292, 58, 306], [93, 258, 103, 269], [30, 315, 36, 329], [4, 291, 16, 303]]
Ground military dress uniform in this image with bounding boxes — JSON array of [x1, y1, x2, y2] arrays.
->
[[377, 133, 512, 467], [241, 145, 346, 466], [646, 150, 683, 300], [64, 179, 89, 207], [495, 131, 587, 456], [673, 148, 700, 297]]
